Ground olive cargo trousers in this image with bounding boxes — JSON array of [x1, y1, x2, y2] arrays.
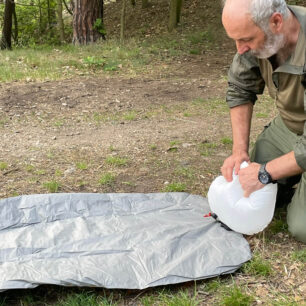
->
[[250, 115, 306, 243]]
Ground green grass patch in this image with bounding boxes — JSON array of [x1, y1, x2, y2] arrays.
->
[[267, 218, 288, 235], [175, 167, 195, 179], [57, 292, 117, 306], [220, 285, 254, 306], [105, 156, 128, 167], [55, 169, 63, 177], [291, 249, 306, 263], [192, 97, 205, 105], [76, 162, 88, 170], [0, 29, 220, 82], [198, 142, 217, 156], [0, 162, 8, 170], [164, 182, 186, 192], [25, 164, 35, 172], [242, 253, 273, 277], [221, 137, 233, 145], [122, 111, 137, 121], [99, 173, 116, 185], [203, 278, 222, 293], [157, 289, 200, 306], [43, 180, 60, 193]]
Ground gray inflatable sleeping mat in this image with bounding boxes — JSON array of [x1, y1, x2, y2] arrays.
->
[[0, 192, 251, 291]]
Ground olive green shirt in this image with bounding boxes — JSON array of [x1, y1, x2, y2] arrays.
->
[[226, 5, 306, 170]]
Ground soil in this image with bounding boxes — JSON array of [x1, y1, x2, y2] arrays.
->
[[0, 0, 305, 304]]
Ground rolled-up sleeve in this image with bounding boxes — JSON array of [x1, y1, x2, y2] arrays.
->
[[226, 52, 266, 108]]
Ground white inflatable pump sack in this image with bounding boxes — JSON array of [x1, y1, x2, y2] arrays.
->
[[208, 162, 278, 235]]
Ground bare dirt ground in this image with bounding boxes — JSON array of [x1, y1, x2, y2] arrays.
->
[[0, 0, 305, 304]]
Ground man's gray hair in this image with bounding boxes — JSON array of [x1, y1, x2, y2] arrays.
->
[[222, 0, 289, 32], [250, 0, 289, 31]]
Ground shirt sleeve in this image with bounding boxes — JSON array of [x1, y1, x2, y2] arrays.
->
[[226, 52, 266, 108], [294, 100, 306, 170]]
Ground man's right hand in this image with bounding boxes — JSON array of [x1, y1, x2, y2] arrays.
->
[[221, 151, 250, 182]]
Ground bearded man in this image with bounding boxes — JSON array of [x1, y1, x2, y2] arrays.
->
[[221, 0, 306, 243]]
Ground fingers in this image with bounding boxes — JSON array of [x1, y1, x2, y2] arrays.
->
[[221, 160, 234, 182], [234, 160, 241, 175]]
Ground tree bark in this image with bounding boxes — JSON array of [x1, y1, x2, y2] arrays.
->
[[57, 0, 65, 42], [176, 0, 183, 23], [1, 0, 15, 49], [73, 0, 103, 44], [168, 0, 183, 32], [12, 3, 18, 44]]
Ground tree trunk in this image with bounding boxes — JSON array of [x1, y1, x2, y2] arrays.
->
[[73, 0, 103, 44], [176, 0, 183, 23], [12, 3, 18, 44], [57, 0, 65, 42], [142, 0, 149, 8], [1, 0, 15, 49], [168, 0, 183, 32], [120, 0, 127, 43], [38, 0, 42, 35], [47, 0, 52, 29]]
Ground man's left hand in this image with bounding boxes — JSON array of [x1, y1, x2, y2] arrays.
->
[[238, 162, 264, 197]]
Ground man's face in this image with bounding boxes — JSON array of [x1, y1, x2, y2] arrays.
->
[[222, 12, 284, 58], [250, 30, 285, 59]]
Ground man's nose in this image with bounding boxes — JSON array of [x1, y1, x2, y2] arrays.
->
[[236, 41, 250, 54]]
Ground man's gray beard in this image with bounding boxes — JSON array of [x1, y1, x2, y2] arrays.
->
[[250, 31, 285, 59]]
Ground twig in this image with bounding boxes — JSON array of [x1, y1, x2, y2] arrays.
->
[[2, 168, 19, 176]]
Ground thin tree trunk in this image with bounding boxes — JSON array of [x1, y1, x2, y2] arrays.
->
[[176, 0, 183, 23], [120, 0, 127, 43], [47, 0, 51, 29], [57, 0, 65, 42], [1, 0, 15, 49], [38, 0, 42, 36], [168, 0, 183, 32]]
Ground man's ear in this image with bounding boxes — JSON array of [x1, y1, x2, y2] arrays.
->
[[269, 12, 283, 34]]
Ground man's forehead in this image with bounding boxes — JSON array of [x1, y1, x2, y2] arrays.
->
[[223, 0, 251, 16]]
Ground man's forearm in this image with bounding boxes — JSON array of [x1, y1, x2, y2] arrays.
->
[[230, 102, 253, 154], [266, 151, 304, 180]]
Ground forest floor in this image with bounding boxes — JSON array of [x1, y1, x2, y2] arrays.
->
[[0, 0, 306, 305]]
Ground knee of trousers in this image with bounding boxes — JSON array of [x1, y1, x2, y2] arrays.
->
[[251, 138, 280, 164], [287, 175, 306, 244]]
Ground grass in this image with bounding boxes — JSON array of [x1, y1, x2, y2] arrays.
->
[[76, 162, 88, 170], [242, 253, 273, 277], [198, 141, 218, 156], [220, 285, 254, 306], [174, 167, 195, 179], [291, 249, 306, 263], [0, 162, 8, 170], [99, 173, 116, 185], [57, 292, 117, 306], [164, 182, 187, 192], [105, 156, 128, 167], [157, 289, 200, 306], [0, 28, 218, 82], [43, 180, 61, 193], [221, 137, 233, 145]]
